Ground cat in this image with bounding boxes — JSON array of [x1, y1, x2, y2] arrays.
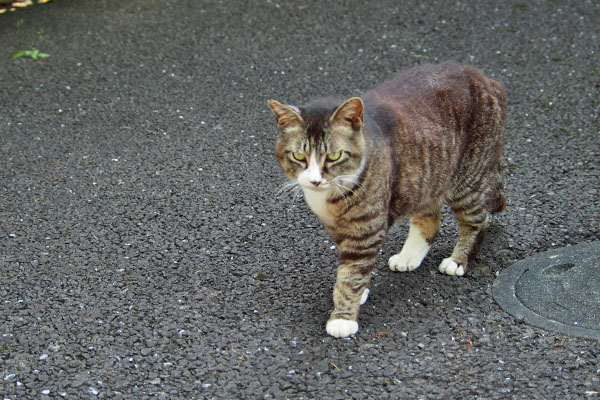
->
[[268, 62, 506, 338]]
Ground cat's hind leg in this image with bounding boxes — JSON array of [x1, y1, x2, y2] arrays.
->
[[389, 205, 441, 272], [440, 197, 489, 276]]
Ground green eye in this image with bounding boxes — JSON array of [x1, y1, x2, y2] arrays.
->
[[326, 151, 342, 162], [292, 152, 306, 161]]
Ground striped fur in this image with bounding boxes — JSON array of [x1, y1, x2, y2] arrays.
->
[[268, 62, 506, 337]]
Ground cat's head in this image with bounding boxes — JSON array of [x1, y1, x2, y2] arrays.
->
[[268, 97, 366, 192]]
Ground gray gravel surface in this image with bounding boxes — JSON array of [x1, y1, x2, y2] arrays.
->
[[1, 0, 599, 399]]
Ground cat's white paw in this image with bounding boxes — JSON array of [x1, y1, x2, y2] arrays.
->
[[388, 246, 429, 272], [439, 258, 465, 276], [360, 288, 370, 305], [326, 319, 359, 338], [389, 226, 431, 272]]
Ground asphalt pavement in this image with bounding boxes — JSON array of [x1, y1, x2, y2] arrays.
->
[[1, 0, 599, 398]]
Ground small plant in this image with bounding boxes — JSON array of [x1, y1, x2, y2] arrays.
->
[[12, 18, 50, 60], [12, 48, 50, 60]]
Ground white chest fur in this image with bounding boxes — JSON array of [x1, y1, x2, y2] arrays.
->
[[302, 187, 334, 225]]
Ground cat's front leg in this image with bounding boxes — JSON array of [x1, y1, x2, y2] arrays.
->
[[326, 286, 370, 337], [325, 209, 387, 338], [326, 260, 374, 338]]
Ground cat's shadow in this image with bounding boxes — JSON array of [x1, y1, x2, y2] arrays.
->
[[270, 217, 507, 337]]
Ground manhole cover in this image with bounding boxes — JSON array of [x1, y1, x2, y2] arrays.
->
[[493, 241, 600, 340]]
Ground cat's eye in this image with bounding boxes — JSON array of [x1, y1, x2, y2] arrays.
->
[[292, 152, 306, 161], [326, 151, 342, 162]]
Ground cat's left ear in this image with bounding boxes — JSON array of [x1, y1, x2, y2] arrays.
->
[[330, 97, 363, 131]]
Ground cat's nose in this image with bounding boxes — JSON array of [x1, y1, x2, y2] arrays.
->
[[310, 180, 322, 187]]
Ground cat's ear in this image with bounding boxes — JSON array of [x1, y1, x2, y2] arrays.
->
[[268, 100, 303, 133], [330, 97, 363, 131]]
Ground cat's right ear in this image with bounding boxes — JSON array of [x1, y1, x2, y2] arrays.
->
[[268, 100, 304, 133]]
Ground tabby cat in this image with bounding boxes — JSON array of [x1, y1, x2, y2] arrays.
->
[[268, 62, 506, 338]]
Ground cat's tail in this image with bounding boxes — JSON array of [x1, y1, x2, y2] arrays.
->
[[489, 160, 507, 214], [491, 191, 507, 214], [488, 79, 507, 215]]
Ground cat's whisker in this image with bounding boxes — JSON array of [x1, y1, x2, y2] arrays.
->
[[330, 179, 365, 212], [332, 184, 353, 211], [333, 175, 366, 202], [274, 180, 299, 197], [335, 182, 360, 200], [283, 183, 301, 203], [290, 186, 303, 205], [337, 173, 367, 188], [274, 180, 304, 207]]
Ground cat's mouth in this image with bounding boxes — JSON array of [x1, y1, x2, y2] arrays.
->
[[301, 182, 330, 191]]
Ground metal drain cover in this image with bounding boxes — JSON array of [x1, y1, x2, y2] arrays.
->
[[493, 241, 600, 340]]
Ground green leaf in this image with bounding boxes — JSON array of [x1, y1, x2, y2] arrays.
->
[[12, 51, 26, 59], [12, 49, 50, 60]]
